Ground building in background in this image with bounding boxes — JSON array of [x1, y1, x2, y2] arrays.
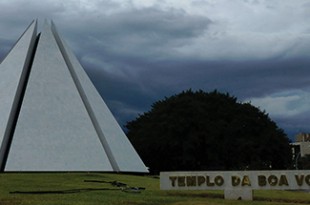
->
[[291, 133, 310, 169]]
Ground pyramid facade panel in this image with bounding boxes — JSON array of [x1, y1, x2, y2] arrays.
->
[[5, 22, 113, 171], [51, 22, 148, 172], [0, 21, 37, 169]]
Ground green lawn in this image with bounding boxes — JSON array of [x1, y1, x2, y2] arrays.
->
[[0, 173, 309, 205]]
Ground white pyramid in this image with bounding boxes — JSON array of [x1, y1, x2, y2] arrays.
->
[[0, 20, 148, 172]]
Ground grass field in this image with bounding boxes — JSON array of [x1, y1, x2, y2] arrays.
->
[[0, 172, 310, 205]]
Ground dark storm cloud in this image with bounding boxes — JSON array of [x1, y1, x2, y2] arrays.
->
[[58, 7, 212, 64], [1, 0, 310, 138], [275, 113, 310, 139], [59, 7, 214, 119], [85, 55, 310, 131], [0, 1, 64, 31]]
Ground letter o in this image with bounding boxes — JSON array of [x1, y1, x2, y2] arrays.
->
[[215, 176, 224, 186], [268, 175, 278, 186], [305, 175, 310, 186]]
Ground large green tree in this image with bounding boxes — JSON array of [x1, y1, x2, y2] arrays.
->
[[126, 90, 292, 173]]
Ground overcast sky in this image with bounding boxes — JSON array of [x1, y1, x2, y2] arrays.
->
[[1, 0, 310, 139]]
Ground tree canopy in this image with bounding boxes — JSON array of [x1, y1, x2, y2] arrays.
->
[[126, 90, 292, 173]]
